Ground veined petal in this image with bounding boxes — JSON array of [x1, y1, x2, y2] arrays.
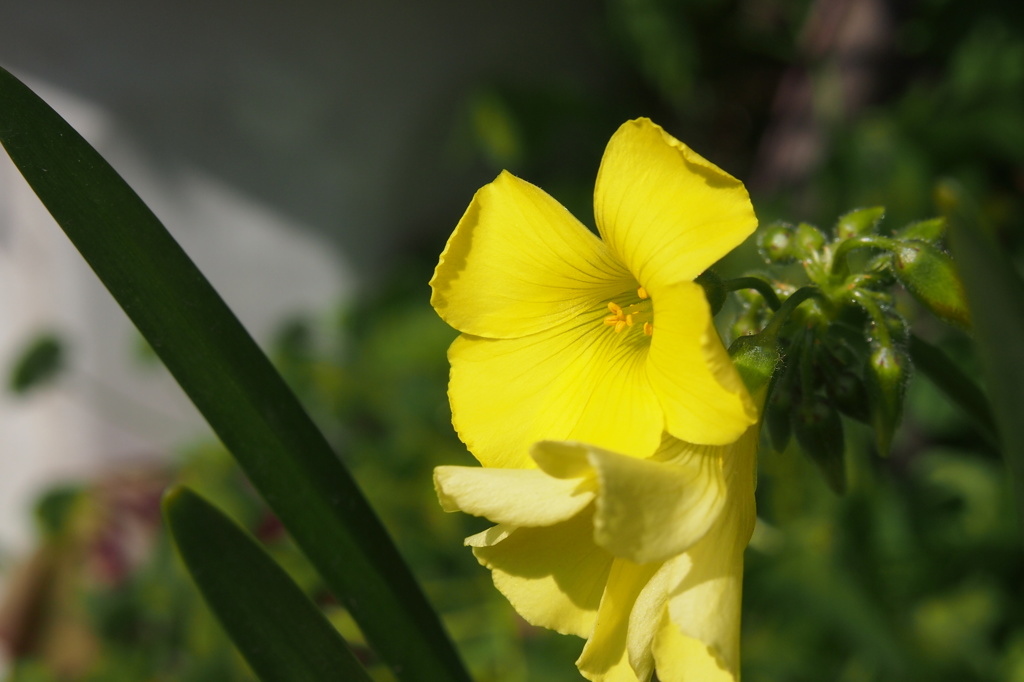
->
[[654, 424, 759, 681], [449, 318, 663, 468], [431, 171, 630, 339], [577, 559, 661, 682], [663, 565, 742, 680], [647, 282, 757, 445], [465, 524, 514, 548], [624, 560, 678, 680], [434, 465, 595, 527], [593, 118, 757, 290], [530, 440, 595, 479], [652, 610, 736, 682], [589, 436, 727, 564], [472, 512, 612, 638]]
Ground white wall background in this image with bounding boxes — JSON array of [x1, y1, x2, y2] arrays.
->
[[0, 0, 606, 577]]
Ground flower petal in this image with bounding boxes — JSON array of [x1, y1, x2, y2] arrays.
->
[[434, 465, 595, 527], [588, 436, 727, 564], [647, 282, 757, 445], [593, 118, 757, 290], [624, 559, 677, 680], [472, 512, 612, 638], [652, 610, 736, 682], [530, 440, 594, 479], [654, 424, 759, 680], [576, 558, 661, 682], [449, 320, 663, 468], [431, 170, 630, 339]]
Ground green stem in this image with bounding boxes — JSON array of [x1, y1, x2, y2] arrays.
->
[[763, 286, 825, 338], [831, 235, 899, 276], [724, 276, 782, 311], [908, 334, 998, 449], [847, 289, 892, 348]]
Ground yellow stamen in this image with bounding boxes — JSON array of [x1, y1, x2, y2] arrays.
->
[[603, 290, 653, 336]]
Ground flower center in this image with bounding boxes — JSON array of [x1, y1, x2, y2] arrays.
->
[[604, 286, 653, 336]]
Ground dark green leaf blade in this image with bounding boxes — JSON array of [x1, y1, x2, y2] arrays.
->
[[0, 66, 469, 682], [943, 181, 1024, 536], [907, 333, 997, 448], [164, 486, 373, 682]]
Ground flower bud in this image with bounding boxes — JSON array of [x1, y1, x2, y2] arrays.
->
[[822, 360, 869, 423], [794, 223, 826, 260], [864, 345, 909, 457], [895, 217, 945, 244], [836, 206, 885, 240], [757, 222, 796, 263], [793, 394, 846, 494], [891, 240, 970, 329], [731, 309, 761, 339]]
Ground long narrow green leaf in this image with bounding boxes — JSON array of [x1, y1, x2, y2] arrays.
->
[[942, 181, 1024, 537], [164, 486, 373, 682], [907, 333, 997, 449], [0, 66, 469, 682]]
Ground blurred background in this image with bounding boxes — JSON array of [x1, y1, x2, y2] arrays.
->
[[0, 0, 1022, 680]]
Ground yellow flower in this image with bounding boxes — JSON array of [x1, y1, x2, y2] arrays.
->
[[430, 118, 758, 468], [434, 424, 758, 682]]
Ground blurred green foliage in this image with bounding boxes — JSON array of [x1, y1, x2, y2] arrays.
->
[[4, 0, 1024, 680], [7, 333, 66, 396]]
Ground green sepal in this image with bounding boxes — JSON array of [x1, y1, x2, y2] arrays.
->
[[891, 240, 970, 329], [728, 330, 783, 397], [863, 345, 909, 457], [793, 394, 847, 494], [895, 217, 946, 244], [164, 486, 374, 682], [836, 206, 885, 240]]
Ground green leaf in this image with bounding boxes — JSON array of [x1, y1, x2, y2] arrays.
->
[[0, 66, 469, 682], [942, 180, 1024, 537], [163, 486, 373, 682], [907, 333, 997, 448]]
